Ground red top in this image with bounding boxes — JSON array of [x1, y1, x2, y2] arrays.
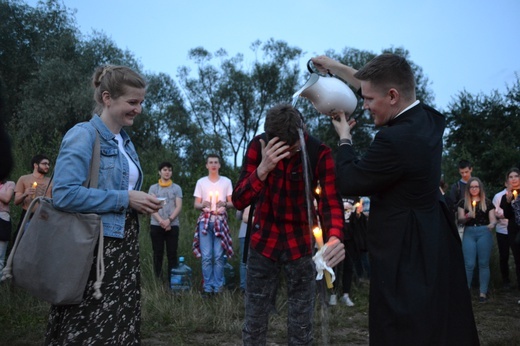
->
[[232, 133, 344, 261]]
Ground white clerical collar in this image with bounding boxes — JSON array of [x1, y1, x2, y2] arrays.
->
[[394, 100, 420, 120]]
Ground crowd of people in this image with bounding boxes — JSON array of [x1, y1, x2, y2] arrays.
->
[[0, 53, 519, 345]]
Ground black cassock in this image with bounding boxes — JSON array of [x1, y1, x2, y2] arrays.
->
[[336, 103, 479, 345]]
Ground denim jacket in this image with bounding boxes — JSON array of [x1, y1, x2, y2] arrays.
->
[[52, 115, 143, 238]]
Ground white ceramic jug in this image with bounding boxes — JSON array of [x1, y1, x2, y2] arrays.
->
[[293, 60, 358, 116]]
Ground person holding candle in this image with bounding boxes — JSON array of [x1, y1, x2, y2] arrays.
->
[[193, 154, 234, 295], [457, 177, 497, 302], [148, 161, 183, 281], [13, 154, 52, 234], [232, 104, 345, 345], [312, 53, 479, 344], [500, 168, 520, 295]]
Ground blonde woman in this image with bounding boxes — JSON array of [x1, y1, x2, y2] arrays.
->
[[458, 177, 497, 302], [46, 65, 162, 345]]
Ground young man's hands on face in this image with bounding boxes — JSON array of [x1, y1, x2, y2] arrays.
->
[[256, 137, 290, 181]]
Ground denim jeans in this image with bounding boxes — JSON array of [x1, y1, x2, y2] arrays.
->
[[462, 225, 493, 294], [243, 248, 315, 345], [199, 221, 224, 293], [239, 237, 247, 290]]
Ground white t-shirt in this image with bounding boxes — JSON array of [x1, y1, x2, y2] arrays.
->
[[193, 176, 233, 211], [115, 133, 139, 190]]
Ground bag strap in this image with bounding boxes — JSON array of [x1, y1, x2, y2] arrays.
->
[[87, 130, 101, 188], [43, 127, 101, 194], [87, 130, 104, 300], [92, 223, 104, 300]]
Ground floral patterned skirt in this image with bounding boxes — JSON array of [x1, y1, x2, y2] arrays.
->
[[44, 213, 141, 345]]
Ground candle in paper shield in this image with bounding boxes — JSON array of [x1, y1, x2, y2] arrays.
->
[[513, 190, 518, 200], [312, 226, 333, 288]]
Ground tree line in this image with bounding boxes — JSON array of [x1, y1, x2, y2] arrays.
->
[[1, 0, 519, 197]]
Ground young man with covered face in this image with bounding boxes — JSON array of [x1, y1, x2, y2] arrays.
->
[[232, 103, 345, 345]]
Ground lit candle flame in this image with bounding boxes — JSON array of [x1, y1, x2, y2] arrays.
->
[[315, 186, 321, 195], [313, 227, 324, 248], [32, 182, 38, 198], [513, 190, 518, 199]]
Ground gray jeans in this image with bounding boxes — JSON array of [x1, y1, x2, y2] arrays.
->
[[243, 248, 316, 345]]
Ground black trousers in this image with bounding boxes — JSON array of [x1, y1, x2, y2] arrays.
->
[[495, 232, 511, 284], [150, 224, 179, 279]]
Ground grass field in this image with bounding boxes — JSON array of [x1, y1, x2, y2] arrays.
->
[[1, 211, 519, 345]]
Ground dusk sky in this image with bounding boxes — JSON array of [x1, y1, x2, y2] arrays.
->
[[26, 0, 520, 111]]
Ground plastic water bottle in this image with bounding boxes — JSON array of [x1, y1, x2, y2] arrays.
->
[[223, 255, 235, 289], [170, 256, 192, 293]]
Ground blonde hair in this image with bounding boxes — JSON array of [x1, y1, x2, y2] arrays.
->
[[91, 65, 146, 114], [463, 177, 488, 211]]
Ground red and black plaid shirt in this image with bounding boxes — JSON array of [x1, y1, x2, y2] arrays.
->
[[232, 133, 344, 261]]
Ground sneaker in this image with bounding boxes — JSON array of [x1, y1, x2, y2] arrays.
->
[[341, 294, 355, 307], [478, 294, 488, 303], [329, 294, 337, 306]]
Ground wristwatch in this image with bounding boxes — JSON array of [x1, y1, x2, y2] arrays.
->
[[337, 138, 353, 147]]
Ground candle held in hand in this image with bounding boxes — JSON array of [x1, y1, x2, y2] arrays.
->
[[312, 226, 333, 288], [32, 181, 38, 198], [513, 190, 518, 200]]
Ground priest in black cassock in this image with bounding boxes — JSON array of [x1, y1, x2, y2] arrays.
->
[[311, 53, 479, 346]]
